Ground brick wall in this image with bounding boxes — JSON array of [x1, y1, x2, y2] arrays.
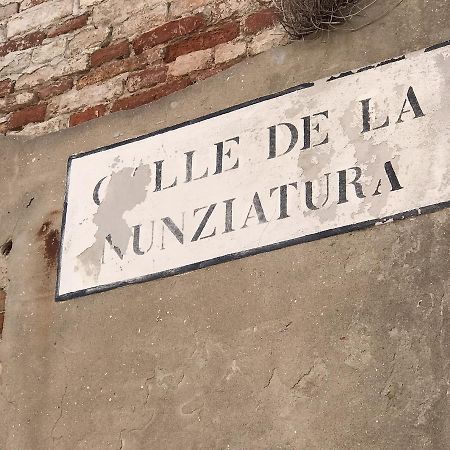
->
[[0, 0, 289, 136]]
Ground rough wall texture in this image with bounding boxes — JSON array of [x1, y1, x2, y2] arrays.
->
[[1, 0, 450, 449], [0, 0, 287, 136]]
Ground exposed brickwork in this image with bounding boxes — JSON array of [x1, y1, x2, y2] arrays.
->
[[77, 53, 149, 88], [47, 14, 89, 38], [36, 77, 73, 100], [214, 40, 246, 64], [165, 22, 240, 62], [90, 40, 130, 67], [7, 0, 73, 38], [244, 8, 279, 34], [8, 103, 46, 130], [0, 79, 15, 98], [126, 66, 168, 93], [133, 14, 206, 55], [0, 30, 46, 57], [69, 104, 106, 127], [112, 78, 192, 112], [0, 90, 37, 113], [169, 48, 212, 76], [0, 0, 290, 136]]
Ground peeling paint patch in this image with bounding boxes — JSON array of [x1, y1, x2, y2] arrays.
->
[[76, 164, 151, 284]]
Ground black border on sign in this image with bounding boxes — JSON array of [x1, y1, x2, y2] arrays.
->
[[55, 39, 450, 302]]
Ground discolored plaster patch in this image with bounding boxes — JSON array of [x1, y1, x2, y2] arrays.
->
[[38, 221, 60, 267], [37, 213, 61, 269]]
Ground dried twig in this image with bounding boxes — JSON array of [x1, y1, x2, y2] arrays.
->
[[273, 0, 381, 38]]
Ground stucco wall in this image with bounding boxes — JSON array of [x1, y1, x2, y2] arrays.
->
[[1, 0, 450, 448]]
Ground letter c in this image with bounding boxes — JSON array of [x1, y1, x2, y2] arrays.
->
[[93, 176, 108, 206]]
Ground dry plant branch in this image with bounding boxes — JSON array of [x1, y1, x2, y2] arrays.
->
[[273, 0, 389, 38]]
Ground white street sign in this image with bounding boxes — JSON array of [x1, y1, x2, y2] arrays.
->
[[57, 41, 450, 300]]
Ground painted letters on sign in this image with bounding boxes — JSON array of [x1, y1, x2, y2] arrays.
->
[[57, 41, 450, 300]]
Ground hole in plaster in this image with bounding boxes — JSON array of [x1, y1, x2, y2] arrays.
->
[[0, 289, 5, 340], [1, 240, 12, 257]]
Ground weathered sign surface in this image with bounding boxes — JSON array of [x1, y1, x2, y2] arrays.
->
[[57, 41, 450, 300]]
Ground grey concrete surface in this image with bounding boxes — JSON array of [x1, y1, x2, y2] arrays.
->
[[1, 0, 450, 448]]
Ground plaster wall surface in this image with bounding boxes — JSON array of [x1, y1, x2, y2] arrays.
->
[[1, 1, 450, 448]]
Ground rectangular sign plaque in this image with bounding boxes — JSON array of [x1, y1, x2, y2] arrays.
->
[[57, 41, 450, 300]]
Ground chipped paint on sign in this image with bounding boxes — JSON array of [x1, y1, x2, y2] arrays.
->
[[57, 42, 450, 300]]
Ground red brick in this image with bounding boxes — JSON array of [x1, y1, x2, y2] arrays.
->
[[8, 104, 46, 130], [0, 31, 46, 57], [112, 78, 192, 112], [69, 104, 107, 127], [77, 54, 149, 89], [165, 22, 239, 63], [36, 77, 73, 100], [126, 66, 167, 93], [133, 14, 205, 55], [244, 8, 279, 34], [90, 40, 130, 68], [0, 79, 15, 98], [47, 14, 89, 38]]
